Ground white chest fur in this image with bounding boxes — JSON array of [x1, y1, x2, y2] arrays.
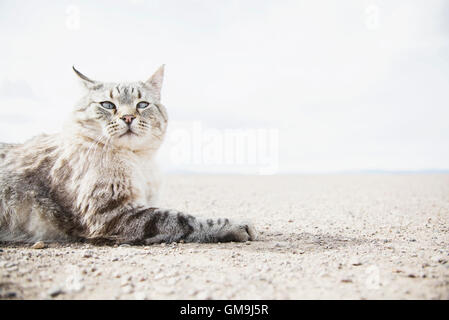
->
[[67, 145, 162, 217], [127, 152, 162, 207]]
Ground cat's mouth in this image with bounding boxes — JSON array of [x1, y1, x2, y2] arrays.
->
[[119, 129, 138, 138]]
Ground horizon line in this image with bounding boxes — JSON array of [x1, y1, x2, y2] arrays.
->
[[162, 169, 449, 175]]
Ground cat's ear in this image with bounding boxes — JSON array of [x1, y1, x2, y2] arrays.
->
[[72, 66, 103, 90], [145, 64, 165, 93]]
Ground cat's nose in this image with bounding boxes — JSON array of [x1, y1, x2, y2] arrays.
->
[[121, 115, 136, 125]]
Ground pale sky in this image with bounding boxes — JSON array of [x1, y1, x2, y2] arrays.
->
[[0, 0, 448, 174]]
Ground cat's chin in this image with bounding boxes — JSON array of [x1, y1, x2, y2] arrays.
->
[[111, 133, 156, 152], [115, 132, 140, 145]]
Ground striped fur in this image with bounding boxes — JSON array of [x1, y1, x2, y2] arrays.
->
[[0, 66, 256, 244]]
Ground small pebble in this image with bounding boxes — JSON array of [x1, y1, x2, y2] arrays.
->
[[196, 291, 212, 300], [431, 255, 447, 264], [48, 287, 64, 298], [83, 251, 93, 258], [154, 274, 164, 280], [2, 292, 17, 298], [122, 285, 134, 294], [31, 241, 46, 249]]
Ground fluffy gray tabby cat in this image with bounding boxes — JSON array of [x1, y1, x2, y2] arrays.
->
[[0, 66, 257, 244]]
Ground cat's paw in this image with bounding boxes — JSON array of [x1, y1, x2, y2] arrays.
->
[[216, 221, 257, 242]]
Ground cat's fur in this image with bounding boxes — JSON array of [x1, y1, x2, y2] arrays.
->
[[0, 66, 256, 244]]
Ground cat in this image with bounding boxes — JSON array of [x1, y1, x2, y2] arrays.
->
[[0, 65, 257, 244]]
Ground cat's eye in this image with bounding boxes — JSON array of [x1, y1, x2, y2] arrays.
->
[[136, 101, 150, 109], [100, 101, 116, 110]]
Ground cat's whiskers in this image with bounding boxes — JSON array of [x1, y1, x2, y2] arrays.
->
[[100, 137, 112, 169], [85, 135, 107, 160], [84, 138, 101, 159]]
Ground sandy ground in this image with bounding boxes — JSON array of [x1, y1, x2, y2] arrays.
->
[[0, 174, 448, 300]]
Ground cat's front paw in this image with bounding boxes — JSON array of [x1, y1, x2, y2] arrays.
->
[[216, 221, 257, 242]]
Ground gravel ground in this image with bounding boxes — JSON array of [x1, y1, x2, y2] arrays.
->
[[1, 174, 448, 300]]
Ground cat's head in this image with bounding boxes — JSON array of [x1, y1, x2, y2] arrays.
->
[[70, 65, 168, 152]]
